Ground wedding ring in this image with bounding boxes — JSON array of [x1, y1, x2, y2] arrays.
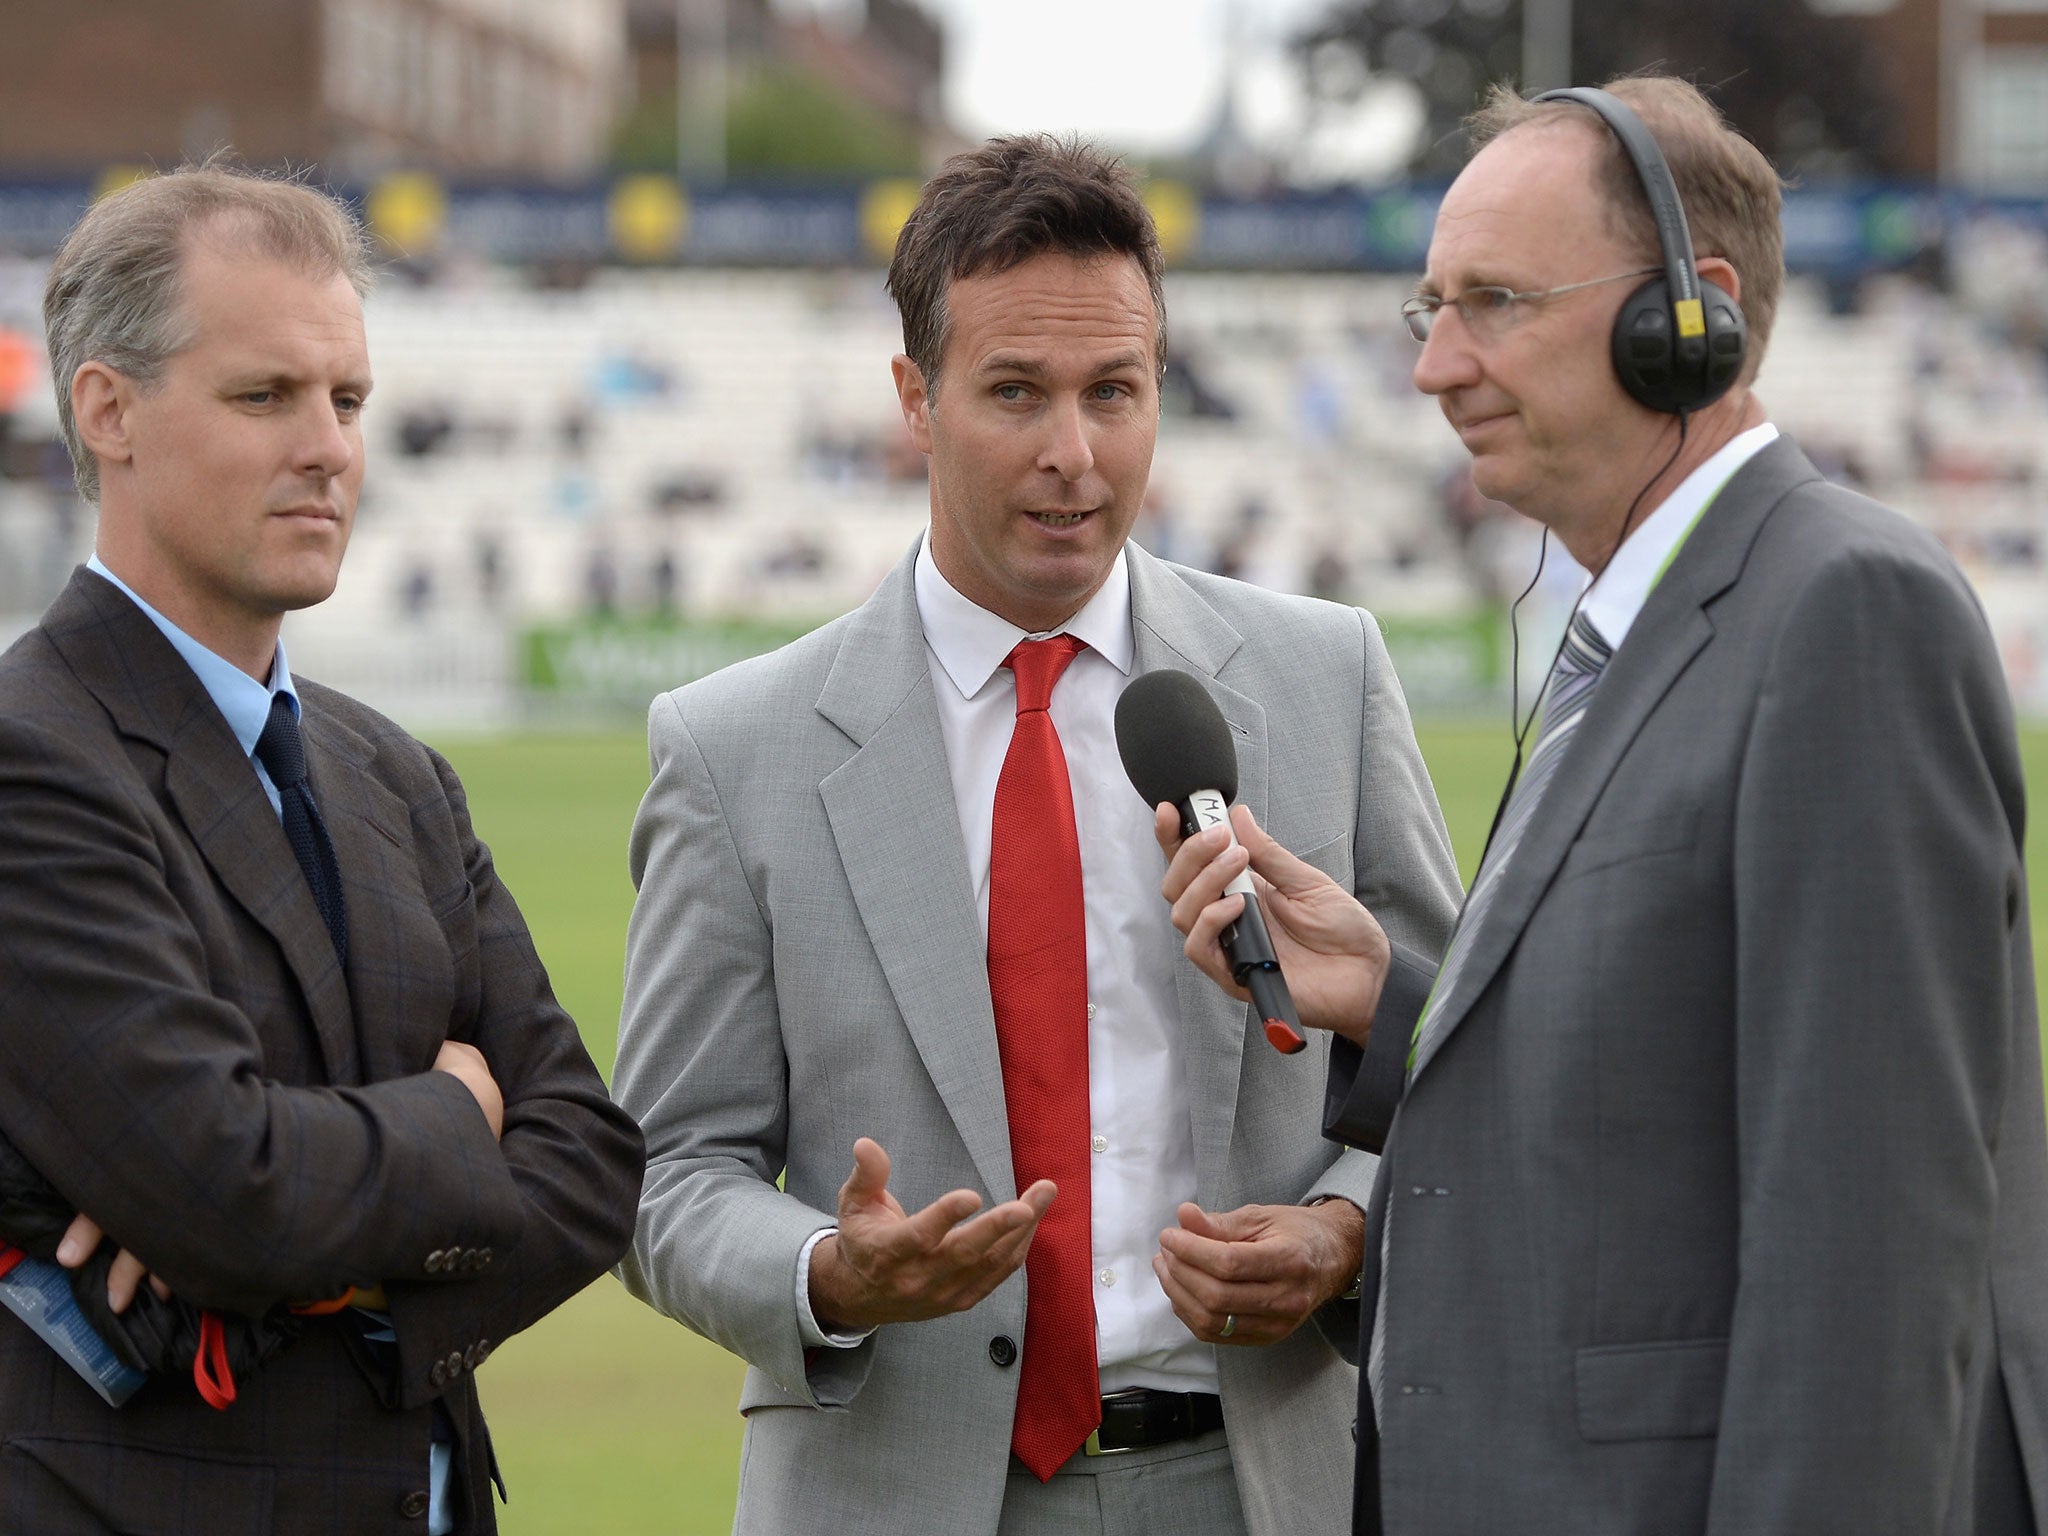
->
[[1220, 1314, 1237, 1338]]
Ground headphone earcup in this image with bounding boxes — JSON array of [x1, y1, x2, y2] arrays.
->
[[1611, 276, 1747, 414], [1697, 277, 1747, 407]]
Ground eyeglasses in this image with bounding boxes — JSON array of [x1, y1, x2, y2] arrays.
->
[[1400, 268, 1660, 343]]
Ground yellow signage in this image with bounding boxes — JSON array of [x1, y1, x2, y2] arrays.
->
[[611, 176, 689, 262], [93, 165, 155, 201], [1143, 180, 1199, 265], [860, 179, 925, 264], [1674, 298, 1706, 338], [367, 172, 447, 258]]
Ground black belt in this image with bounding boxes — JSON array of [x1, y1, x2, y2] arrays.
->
[[1083, 1389, 1226, 1456]]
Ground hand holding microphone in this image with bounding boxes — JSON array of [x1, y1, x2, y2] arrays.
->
[[1115, 671, 1392, 1051], [1115, 671, 1305, 1052]]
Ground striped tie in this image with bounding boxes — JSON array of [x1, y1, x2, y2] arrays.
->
[[1368, 606, 1613, 1420]]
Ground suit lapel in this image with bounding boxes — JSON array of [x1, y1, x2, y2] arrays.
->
[[816, 547, 1018, 1199], [1127, 547, 1266, 1202], [1406, 437, 1823, 1084], [48, 571, 358, 1082]]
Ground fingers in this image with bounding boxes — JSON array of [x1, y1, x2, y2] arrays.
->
[[106, 1248, 150, 1314], [840, 1137, 893, 1209], [1152, 801, 1184, 861], [1231, 804, 1330, 900], [56, 1213, 102, 1268]]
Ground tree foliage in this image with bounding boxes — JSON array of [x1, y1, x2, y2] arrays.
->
[[1302, 0, 1902, 179], [611, 64, 924, 180]]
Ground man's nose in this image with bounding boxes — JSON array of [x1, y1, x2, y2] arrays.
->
[[1035, 396, 1095, 482]]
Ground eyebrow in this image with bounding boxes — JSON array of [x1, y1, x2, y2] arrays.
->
[[975, 350, 1150, 380], [223, 370, 374, 396]]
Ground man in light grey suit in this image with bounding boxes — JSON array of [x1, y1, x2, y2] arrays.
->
[[612, 137, 1462, 1534], [1164, 77, 2047, 1535]]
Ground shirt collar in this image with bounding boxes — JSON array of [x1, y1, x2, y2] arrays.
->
[[1578, 421, 1779, 650], [913, 534, 1136, 702], [86, 553, 299, 756]]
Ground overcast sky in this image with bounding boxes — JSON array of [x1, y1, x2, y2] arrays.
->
[[911, 0, 1342, 156]]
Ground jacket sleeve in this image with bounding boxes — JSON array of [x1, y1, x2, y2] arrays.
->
[[1324, 944, 1439, 1156], [0, 718, 640, 1371], [611, 692, 864, 1407], [0, 717, 523, 1317], [1703, 542, 2028, 1533], [1323, 604, 1462, 1155], [380, 745, 645, 1410]]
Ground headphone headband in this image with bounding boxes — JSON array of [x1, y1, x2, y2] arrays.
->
[[1527, 84, 1745, 413], [1532, 87, 1704, 339]]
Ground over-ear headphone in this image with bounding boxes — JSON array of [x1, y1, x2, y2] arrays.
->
[[1532, 87, 1747, 414]]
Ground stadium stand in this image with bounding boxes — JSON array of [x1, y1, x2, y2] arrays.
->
[[1, 265, 2044, 723]]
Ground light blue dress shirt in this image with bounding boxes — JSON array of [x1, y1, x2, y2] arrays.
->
[[82, 558, 454, 1534]]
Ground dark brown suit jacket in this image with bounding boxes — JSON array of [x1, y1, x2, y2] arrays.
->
[[0, 569, 645, 1534]]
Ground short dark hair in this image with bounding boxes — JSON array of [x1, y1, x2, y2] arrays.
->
[[1467, 76, 1784, 385], [885, 135, 1166, 396]]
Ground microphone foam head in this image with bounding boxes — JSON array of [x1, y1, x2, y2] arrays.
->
[[1114, 670, 1240, 808]]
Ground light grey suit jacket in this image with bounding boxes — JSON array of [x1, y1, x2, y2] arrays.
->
[[1331, 437, 2048, 1536], [614, 539, 1462, 1535]]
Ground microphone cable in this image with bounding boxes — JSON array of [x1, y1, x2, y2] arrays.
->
[[1485, 409, 1693, 855]]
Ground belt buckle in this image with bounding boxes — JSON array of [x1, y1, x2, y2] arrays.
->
[[1083, 1389, 1149, 1457]]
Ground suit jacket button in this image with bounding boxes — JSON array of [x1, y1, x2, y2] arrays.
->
[[445, 1350, 466, 1378], [424, 1250, 444, 1275], [428, 1362, 448, 1389], [463, 1342, 483, 1369], [398, 1490, 430, 1520], [461, 1247, 481, 1271], [988, 1335, 1017, 1368], [473, 1338, 492, 1364], [477, 1248, 494, 1268]]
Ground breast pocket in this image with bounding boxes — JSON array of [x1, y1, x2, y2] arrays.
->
[[1558, 809, 1698, 883], [1293, 831, 1354, 887]]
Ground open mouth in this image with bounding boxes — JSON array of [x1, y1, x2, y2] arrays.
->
[[1028, 510, 1093, 529]]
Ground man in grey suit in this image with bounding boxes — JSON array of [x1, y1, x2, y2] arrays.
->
[[1164, 77, 2047, 1535], [612, 137, 1461, 1533]]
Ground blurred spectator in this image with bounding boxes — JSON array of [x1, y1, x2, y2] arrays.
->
[[649, 548, 682, 619], [474, 530, 508, 611], [397, 559, 435, 621], [585, 543, 620, 619]]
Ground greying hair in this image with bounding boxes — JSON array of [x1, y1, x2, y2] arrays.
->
[[886, 135, 1167, 399], [43, 163, 375, 502]]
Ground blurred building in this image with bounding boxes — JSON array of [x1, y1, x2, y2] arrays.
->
[[0, 0, 627, 181], [1830, 0, 2048, 188], [623, 0, 949, 172]]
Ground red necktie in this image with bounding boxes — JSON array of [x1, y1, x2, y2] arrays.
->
[[988, 634, 1100, 1480]]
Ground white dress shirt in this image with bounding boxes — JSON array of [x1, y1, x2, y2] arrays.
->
[[1578, 422, 1779, 649], [793, 538, 1218, 1397]]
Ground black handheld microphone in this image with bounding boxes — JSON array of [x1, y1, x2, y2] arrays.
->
[[1113, 670, 1307, 1055]]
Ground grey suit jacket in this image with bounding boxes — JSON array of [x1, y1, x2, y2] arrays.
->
[[1331, 437, 2048, 1536], [614, 539, 1462, 1535]]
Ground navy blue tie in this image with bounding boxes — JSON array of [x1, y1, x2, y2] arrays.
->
[[253, 693, 349, 967]]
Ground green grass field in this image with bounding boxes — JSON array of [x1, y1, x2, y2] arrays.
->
[[434, 721, 2048, 1535]]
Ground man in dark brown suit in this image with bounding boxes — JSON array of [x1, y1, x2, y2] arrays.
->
[[0, 165, 645, 1533]]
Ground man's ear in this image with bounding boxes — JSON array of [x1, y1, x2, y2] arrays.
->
[[1695, 256, 1742, 307], [891, 353, 933, 455], [71, 361, 138, 471]]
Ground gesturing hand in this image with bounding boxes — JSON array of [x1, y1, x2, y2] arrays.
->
[[1155, 801, 1392, 1047], [807, 1137, 1055, 1334], [1152, 1199, 1365, 1347]]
